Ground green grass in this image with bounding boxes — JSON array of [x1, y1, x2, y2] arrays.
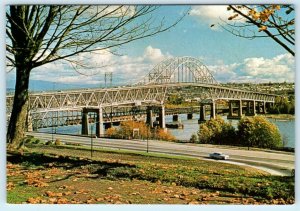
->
[[58, 144, 195, 160], [7, 186, 40, 203]]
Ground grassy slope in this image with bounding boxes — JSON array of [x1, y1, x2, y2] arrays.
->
[[7, 144, 294, 204]]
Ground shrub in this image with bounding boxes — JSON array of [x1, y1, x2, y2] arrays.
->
[[23, 136, 41, 145], [55, 139, 62, 145], [33, 139, 41, 144], [45, 140, 53, 145], [118, 121, 150, 139], [106, 127, 118, 138], [190, 134, 198, 143], [237, 116, 282, 149], [197, 116, 236, 145], [156, 129, 176, 141]]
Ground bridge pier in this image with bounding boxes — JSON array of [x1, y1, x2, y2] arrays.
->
[[187, 113, 193, 120], [81, 107, 104, 137], [227, 100, 243, 120], [238, 100, 242, 117], [173, 114, 179, 122], [96, 107, 104, 137], [158, 105, 166, 130], [146, 107, 153, 127], [261, 101, 266, 114], [253, 100, 257, 116], [81, 111, 89, 135], [245, 100, 256, 116], [210, 101, 216, 119], [229, 100, 233, 117], [198, 104, 206, 124]]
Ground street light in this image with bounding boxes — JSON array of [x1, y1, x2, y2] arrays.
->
[[51, 111, 54, 142], [90, 121, 94, 158], [147, 126, 150, 153]]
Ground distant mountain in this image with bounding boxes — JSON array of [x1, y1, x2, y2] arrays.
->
[[6, 79, 129, 93], [6, 80, 98, 93]]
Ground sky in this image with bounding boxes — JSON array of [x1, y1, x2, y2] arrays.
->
[[6, 5, 295, 89]]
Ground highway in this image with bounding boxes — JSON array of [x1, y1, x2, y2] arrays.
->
[[27, 132, 294, 176]]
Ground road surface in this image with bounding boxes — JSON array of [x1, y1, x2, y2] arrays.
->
[[27, 132, 294, 176]]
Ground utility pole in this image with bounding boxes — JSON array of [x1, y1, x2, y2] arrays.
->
[[104, 72, 113, 88]]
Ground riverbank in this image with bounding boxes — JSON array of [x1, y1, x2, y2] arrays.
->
[[261, 114, 294, 120], [7, 144, 294, 204]]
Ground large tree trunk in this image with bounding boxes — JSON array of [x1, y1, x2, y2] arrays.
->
[[7, 67, 31, 149]]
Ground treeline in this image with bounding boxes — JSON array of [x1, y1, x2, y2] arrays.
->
[[191, 116, 283, 149], [269, 96, 295, 114]]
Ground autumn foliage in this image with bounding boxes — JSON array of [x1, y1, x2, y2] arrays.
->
[[156, 129, 176, 141], [106, 120, 175, 141], [224, 5, 295, 56]]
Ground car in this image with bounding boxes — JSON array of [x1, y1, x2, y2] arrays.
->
[[209, 152, 229, 160]]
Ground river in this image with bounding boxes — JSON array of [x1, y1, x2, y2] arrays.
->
[[38, 114, 295, 148], [166, 114, 295, 148]]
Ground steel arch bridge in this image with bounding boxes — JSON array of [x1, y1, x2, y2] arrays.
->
[[6, 57, 277, 129], [136, 56, 217, 85]]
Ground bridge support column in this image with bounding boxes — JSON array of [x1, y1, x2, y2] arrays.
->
[[261, 101, 266, 114], [227, 100, 242, 119], [253, 100, 257, 115], [227, 101, 233, 118], [198, 104, 206, 124], [238, 100, 243, 117], [81, 109, 89, 135], [210, 101, 216, 119], [96, 107, 104, 137], [146, 107, 153, 127], [173, 114, 179, 122], [158, 105, 166, 130], [245, 101, 256, 116], [187, 113, 193, 120], [246, 101, 251, 115]]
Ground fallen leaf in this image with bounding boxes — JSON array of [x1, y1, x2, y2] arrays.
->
[[57, 198, 68, 204]]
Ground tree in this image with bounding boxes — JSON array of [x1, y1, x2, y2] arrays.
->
[[197, 116, 236, 145], [6, 5, 186, 148], [237, 116, 282, 149], [269, 96, 295, 114], [222, 5, 294, 56], [167, 94, 184, 105]]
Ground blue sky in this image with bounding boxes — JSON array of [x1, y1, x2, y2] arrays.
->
[[6, 5, 295, 88]]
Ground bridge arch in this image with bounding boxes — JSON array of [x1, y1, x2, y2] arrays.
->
[[137, 56, 218, 85]]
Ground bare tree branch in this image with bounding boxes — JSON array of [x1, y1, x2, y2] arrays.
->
[[220, 5, 294, 56]]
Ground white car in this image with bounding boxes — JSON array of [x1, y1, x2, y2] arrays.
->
[[209, 152, 229, 160]]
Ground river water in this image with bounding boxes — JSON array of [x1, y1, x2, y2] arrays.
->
[[38, 114, 295, 148], [166, 114, 295, 148]]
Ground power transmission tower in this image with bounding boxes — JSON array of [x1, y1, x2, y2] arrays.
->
[[104, 72, 113, 87]]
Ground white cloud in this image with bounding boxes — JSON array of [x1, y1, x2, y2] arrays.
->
[[210, 53, 295, 83], [190, 5, 246, 30], [143, 46, 165, 63], [25, 46, 172, 85]]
